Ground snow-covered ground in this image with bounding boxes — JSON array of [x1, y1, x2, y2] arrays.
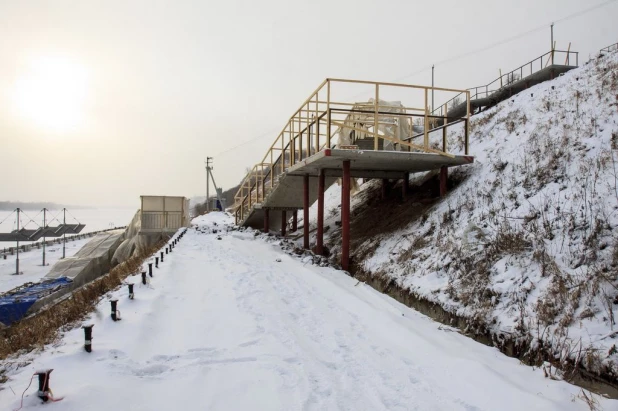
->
[[0, 213, 612, 410], [305, 50, 618, 381], [0, 237, 90, 293]]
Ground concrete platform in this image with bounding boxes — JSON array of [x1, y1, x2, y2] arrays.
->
[[286, 149, 474, 178], [239, 149, 474, 229]]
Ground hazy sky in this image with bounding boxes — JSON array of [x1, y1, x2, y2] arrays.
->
[[1, 0, 616, 207]]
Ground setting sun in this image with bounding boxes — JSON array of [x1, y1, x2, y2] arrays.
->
[[11, 54, 89, 135]]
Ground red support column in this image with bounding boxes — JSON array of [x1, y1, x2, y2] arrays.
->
[[439, 166, 448, 197], [402, 172, 409, 201], [341, 160, 351, 271], [281, 210, 287, 237], [292, 210, 298, 231], [316, 169, 325, 255], [263, 209, 270, 233], [303, 174, 310, 249], [381, 178, 388, 200]]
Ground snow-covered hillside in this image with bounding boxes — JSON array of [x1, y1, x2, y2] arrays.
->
[[1, 213, 613, 410], [317, 50, 618, 385]]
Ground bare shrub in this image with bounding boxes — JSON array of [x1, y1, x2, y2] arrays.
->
[[398, 236, 429, 263], [489, 223, 530, 257], [576, 389, 601, 411], [471, 109, 498, 130]]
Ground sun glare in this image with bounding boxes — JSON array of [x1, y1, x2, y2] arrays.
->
[[12, 54, 89, 135]]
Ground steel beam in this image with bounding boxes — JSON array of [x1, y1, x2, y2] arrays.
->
[[440, 166, 448, 197], [292, 211, 298, 232], [263, 209, 270, 233], [303, 174, 309, 249], [281, 210, 287, 237], [342, 160, 351, 271], [316, 169, 325, 255]]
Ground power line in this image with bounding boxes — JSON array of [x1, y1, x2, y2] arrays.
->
[[215, 126, 281, 157], [394, 0, 618, 83], [216, 0, 617, 156]]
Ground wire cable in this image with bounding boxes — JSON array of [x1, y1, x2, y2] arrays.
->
[[394, 0, 618, 83], [214, 0, 618, 160], [48, 210, 62, 225], [13, 374, 35, 411], [216, 127, 282, 157], [17, 210, 41, 229], [64, 208, 81, 224], [0, 209, 15, 227]]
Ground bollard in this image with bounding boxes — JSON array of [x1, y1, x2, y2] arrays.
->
[[155, 257, 159, 268], [110, 299, 120, 321], [128, 283, 134, 299], [148, 263, 153, 277], [141, 271, 147, 285], [160, 251, 164, 262], [165, 247, 168, 254], [35, 369, 54, 402], [169, 244, 173, 253], [82, 324, 94, 352]]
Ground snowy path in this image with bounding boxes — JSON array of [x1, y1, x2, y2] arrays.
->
[[0, 213, 610, 410]]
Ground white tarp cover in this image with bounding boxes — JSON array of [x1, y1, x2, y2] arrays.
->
[[112, 210, 173, 266], [45, 230, 124, 288]]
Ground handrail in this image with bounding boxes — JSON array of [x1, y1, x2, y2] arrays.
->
[[600, 42, 618, 54], [432, 49, 579, 117], [233, 78, 472, 223]]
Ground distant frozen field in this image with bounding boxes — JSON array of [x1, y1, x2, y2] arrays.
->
[[0, 207, 137, 236], [0, 207, 136, 293], [0, 237, 91, 292]]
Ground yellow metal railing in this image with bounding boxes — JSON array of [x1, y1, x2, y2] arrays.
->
[[234, 78, 471, 224]]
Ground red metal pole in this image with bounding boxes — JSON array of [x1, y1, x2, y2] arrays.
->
[[292, 210, 298, 231], [342, 160, 351, 271], [281, 210, 287, 237], [440, 166, 448, 197], [316, 169, 325, 255], [303, 174, 309, 249], [381, 178, 388, 200], [263, 209, 270, 233]]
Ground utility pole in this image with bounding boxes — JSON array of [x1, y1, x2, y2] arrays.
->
[[205, 157, 213, 212], [42, 208, 47, 266], [15, 208, 20, 275], [62, 208, 66, 259], [431, 65, 435, 112], [209, 170, 225, 211]]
